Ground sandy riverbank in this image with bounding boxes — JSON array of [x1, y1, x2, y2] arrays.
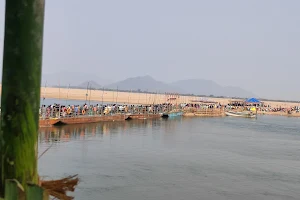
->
[[1, 86, 298, 108], [258, 111, 300, 117], [35, 87, 300, 108]]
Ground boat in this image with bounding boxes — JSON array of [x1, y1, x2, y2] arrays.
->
[[183, 109, 225, 117], [39, 114, 129, 127], [225, 110, 256, 118], [127, 113, 162, 120], [162, 111, 183, 118]]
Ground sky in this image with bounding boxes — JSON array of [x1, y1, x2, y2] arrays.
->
[[0, 0, 300, 100]]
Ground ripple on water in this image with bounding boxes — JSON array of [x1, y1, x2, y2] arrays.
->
[[39, 116, 300, 200]]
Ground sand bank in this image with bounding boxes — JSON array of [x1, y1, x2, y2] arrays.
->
[[1, 86, 298, 109], [37, 87, 299, 107]]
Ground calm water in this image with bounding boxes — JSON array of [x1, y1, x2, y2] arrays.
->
[[38, 116, 300, 200]]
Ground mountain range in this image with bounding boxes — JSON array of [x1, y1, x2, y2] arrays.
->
[[77, 81, 102, 89], [42, 73, 256, 98], [104, 75, 256, 98], [104, 75, 185, 93]]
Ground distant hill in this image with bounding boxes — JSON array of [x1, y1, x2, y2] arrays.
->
[[104, 75, 185, 93], [171, 79, 256, 98], [42, 71, 113, 87], [104, 76, 256, 98], [41, 72, 256, 98], [78, 81, 102, 89]]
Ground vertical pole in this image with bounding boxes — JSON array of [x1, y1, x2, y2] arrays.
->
[[145, 90, 148, 105], [58, 78, 60, 102], [58, 79, 61, 118], [127, 89, 131, 105], [89, 85, 91, 107], [42, 80, 47, 105], [85, 82, 89, 104], [65, 83, 70, 105], [101, 87, 104, 115], [256, 107, 258, 119], [0, 0, 45, 196], [112, 88, 115, 104], [115, 86, 118, 105], [102, 87, 104, 105], [88, 86, 92, 115]]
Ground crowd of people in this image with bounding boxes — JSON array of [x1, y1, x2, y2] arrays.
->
[[39, 102, 228, 119], [182, 103, 223, 109], [39, 103, 188, 119], [257, 105, 300, 113], [226, 102, 300, 113], [39, 101, 300, 119]]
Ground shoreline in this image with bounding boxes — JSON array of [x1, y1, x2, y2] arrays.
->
[[35, 87, 300, 107], [1, 86, 299, 117]]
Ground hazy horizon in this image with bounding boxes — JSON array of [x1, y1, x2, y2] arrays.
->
[[1, 0, 299, 100]]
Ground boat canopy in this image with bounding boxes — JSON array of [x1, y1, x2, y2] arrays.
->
[[245, 98, 260, 103]]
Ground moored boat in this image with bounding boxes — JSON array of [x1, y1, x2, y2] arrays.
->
[[162, 111, 183, 118], [39, 114, 129, 127], [225, 110, 256, 118], [127, 113, 162, 120]]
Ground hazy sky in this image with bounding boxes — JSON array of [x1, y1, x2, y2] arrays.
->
[[0, 0, 300, 100]]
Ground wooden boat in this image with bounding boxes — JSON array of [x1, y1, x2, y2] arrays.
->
[[162, 111, 183, 118], [127, 113, 162, 120], [183, 109, 225, 117], [225, 110, 256, 118], [39, 114, 129, 127]]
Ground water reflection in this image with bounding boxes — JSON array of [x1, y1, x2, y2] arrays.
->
[[39, 118, 185, 144], [39, 122, 125, 142]]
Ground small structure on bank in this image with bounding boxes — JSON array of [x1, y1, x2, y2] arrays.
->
[[165, 93, 180, 104], [229, 98, 263, 107], [182, 98, 224, 117], [245, 97, 261, 104]]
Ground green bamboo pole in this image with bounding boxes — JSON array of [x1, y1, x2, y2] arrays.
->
[[26, 183, 49, 200], [0, 0, 45, 197], [4, 180, 24, 200]]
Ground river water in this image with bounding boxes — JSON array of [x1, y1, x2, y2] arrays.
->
[[38, 116, 300, 200]]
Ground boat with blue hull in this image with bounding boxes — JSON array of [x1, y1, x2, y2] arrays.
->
[[162, 111, 183, 118]]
